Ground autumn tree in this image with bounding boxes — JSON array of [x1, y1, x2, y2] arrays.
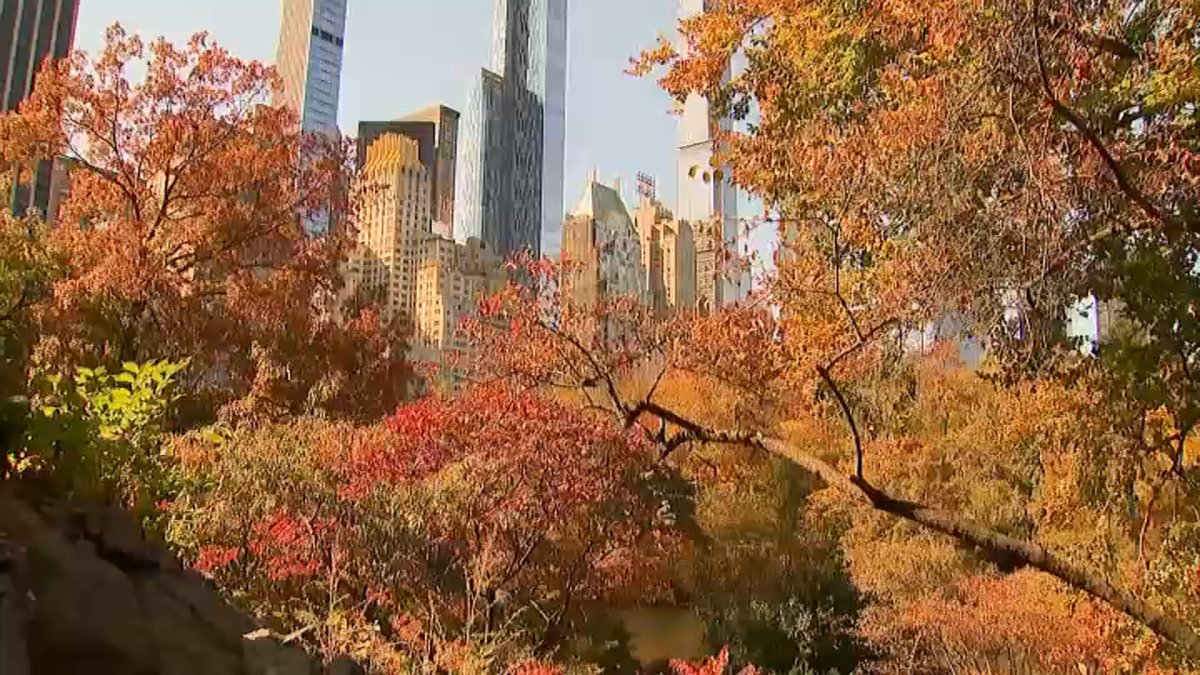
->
[[0, 25, 409, 422], [465, 0, 1200, 656], [627, 0, 1200, 663], [0, 212, 60, 393], [166, 384, 689, 671]]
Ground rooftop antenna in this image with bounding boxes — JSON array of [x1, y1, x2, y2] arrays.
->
[[636, 172, 656, 202]]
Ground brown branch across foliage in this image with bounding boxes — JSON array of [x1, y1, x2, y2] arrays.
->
[[627, 400, 1200, 657], [470, 271, 1200, 655]]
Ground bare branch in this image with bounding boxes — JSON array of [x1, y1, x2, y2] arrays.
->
[[826, 317, 898, 373], [817, 365, 865, 480]]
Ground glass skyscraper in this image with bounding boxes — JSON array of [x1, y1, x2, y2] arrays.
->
[[2, 0, 79, 219], [275, 0, 347, 234], [275, 0, 347, 134], [455, 0, 567, 259]]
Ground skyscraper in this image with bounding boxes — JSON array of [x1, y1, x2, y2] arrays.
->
[[348, 133, 431, 323], [455, 0, 567, 260], [358, 105, 460, 240], [634, 178, 696, 315], [676, 0, 740, 306], [2, 0, 79, 218], [275, 0, 347, 133]]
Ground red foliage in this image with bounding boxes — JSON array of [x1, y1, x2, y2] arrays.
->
[[247, 512, 332, 581], [671, 647, 761, 675], [179, 386, 683, 662], [0, 24, 410, 421], [509, 661, 565, 675], [194, 545, 240, 575]]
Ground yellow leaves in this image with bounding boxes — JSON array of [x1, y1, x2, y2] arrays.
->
[[845, 531, 971, 604], [627, 36, 675, 78], [866, 569, 1135, 673]]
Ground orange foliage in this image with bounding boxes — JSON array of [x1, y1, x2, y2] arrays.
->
[[862, 570, 1152, 674], [0, 24, 408, 420], [670, 646, 761, 675]]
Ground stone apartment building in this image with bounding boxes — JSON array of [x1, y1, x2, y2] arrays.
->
[[412, 235, 505, 361], [633, 192, 697, 315]]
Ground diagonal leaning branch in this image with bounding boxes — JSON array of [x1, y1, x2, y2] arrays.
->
[[628, 401, 1200, 657]]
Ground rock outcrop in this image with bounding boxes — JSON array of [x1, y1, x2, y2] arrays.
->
[[0, 490, 360, 675]]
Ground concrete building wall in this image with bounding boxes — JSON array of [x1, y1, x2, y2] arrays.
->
[[358, 105, 460, 241], [663, 219, 696, 311], [401, 106, 461, 239], [635, 200, 666, 314], [676, 0, 741, 306], [692, 216, 729, 312], [634, 195, 699, 315], [562, 177, 644, 307], [414, 235, 504, 358]]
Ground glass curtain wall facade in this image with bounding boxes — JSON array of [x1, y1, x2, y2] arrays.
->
[[455, 0, 567, 260], [2, 0, 79, 218], [276, 0, 347, 134], [276, 0, 347, 234]]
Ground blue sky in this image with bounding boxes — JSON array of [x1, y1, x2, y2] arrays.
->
[[75, 1, 680, 214], [75, 1, 774, 265]]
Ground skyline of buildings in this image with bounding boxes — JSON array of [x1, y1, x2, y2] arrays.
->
[[1, 0, 745, 368], [2, 0, 79, 219], [455, 0, 568, 260]]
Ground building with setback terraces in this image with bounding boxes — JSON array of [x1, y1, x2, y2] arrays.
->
[[348, 133, 431, 324]]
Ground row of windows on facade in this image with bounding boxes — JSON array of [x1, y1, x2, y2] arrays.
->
[[304, 96, 337, 117], [310, 25, 344, 47], [305, 65, 341, 93]]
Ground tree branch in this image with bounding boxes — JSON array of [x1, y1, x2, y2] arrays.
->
[[816, 365, 865, 480], [626, 402, 1200, 655], [1029, 4, 1183, 235], [0, 283, 32, 324], [826, 317, 898, 373]]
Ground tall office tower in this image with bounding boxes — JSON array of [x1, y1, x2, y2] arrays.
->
[[348, 133, 431, 323], [275, 0, 347, 133], [455, 0, 567, 260], [2, 0, 79, 219], [358, 105, 460, 240], [403, 106, 460, 239], [676, 0, 740, 306]]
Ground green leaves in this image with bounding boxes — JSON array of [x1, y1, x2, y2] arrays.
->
[[15, 358, 190, 505]]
